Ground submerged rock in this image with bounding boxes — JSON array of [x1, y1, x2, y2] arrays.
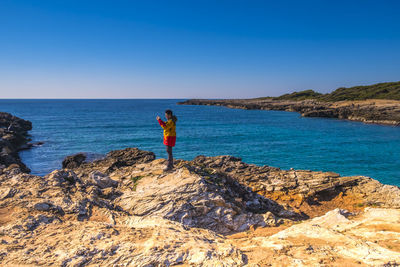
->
[[18, 141, 44, 151]]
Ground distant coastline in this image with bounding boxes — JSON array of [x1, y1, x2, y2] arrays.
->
[[179, 82, 400, 126]]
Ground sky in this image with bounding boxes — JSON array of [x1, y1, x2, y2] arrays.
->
[[0, 0, 399, 99]]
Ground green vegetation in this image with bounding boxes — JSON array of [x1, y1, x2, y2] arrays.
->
[[130, 175, 145, 191], [271, 81, 400, 101], [319, 81, 400, 101], [274, 89, 323, 101]]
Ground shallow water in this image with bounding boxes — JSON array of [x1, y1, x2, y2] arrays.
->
[[1, 99, 399, 186]]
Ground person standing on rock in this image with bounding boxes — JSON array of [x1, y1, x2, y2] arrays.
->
[[157, 110, 177, 171]]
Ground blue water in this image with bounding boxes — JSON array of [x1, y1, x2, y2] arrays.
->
[[0, 99, 399, 186]]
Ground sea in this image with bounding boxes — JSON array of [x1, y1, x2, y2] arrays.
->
[[0, 99, 399, 186]]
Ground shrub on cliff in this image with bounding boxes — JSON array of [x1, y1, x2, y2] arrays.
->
[[273, 89, 323, 100], [273, 81, 400, 101], [319, 81, 400, 101]]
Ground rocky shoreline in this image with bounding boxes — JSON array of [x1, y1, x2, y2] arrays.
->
[[1, 113, 400, 266], [0, 112, 33, 173], [178, 98, 400, 126]]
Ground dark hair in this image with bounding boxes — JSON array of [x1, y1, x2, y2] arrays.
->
[[165, 109, 177, 124]]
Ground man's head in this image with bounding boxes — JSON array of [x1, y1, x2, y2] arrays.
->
[[165, 109, 173, 120]]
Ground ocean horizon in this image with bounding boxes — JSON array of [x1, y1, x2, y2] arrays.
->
[[0, 99, 399, 186]]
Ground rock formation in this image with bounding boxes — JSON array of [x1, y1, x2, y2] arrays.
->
[[1, 146, 400, 266], [178, 99, 400, 126], [0, 112, 32, 172], [228, 208, 400, 266], [192, 155, 400, 218]]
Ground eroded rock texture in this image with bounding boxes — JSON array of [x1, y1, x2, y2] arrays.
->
[[0, 146, 399, 266], [192, 155, 400, 218]]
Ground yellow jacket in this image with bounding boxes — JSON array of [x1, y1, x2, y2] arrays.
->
[[157, 119, 176, 147]]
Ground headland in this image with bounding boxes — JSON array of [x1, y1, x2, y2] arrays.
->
[[179, 82, 400, 126]]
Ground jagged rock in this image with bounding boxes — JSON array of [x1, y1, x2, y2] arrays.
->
[[62, 153, 87, 169], [1, 147, 399, 266], [233, 208, 400, 266], [0, 112, 32, 172], [0, 153, 254, 265], [0, 112, 32, 133], [72, 147, 156, 174], [113, 161, 297, 234], [106, 148, 156, 165], [191, 155, 400, 218]]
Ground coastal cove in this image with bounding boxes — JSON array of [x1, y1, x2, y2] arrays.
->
[[0, 99, 399, 186], [1, 108, 400, 265], [2, 152, 400, 265]]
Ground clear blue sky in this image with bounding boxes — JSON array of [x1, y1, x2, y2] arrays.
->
[[1, 0, 399, 98]]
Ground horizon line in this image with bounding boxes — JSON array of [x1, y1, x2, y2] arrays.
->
[[0, 98, 190, 100]]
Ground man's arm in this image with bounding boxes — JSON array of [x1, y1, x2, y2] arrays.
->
[[157, 116, 166, 129]]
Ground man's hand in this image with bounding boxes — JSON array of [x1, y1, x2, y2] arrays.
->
[[156, 116, 161, 120]]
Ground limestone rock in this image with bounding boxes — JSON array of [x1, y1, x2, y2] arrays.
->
[[237, 208, 400, 266], [73, 147, 156, 174], [191, 155, 400, 218], [1, 147, 399, 266], [113, 161, 297, 234]]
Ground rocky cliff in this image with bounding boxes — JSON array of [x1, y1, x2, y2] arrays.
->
[[178, 99, 400, 126], [1, 146, 400, 266]]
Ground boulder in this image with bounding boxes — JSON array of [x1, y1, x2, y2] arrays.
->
[[69, 147, 156, 174], [62, 153, 87, 169]]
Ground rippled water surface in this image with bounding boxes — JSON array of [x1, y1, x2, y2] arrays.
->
[[1, 99, 399, 186]]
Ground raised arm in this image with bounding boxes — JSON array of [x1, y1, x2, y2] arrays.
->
[[157, 117, 166, 129]]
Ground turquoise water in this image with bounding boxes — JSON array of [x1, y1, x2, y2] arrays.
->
[[0, 99, 399, 186]]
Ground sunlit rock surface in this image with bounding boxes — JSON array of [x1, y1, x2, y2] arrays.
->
[[1, 146, 400, 266]]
